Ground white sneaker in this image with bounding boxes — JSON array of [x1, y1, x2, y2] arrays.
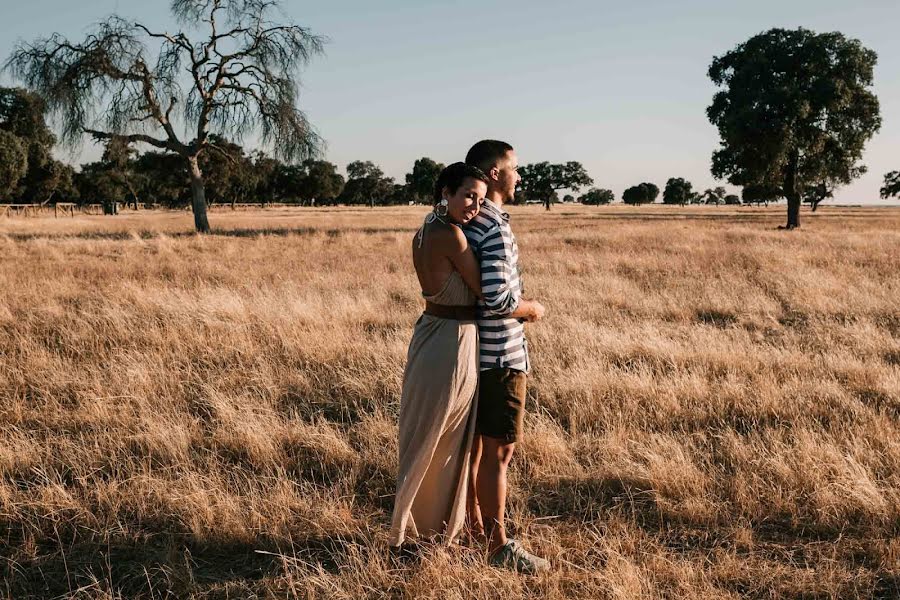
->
[[489, 539, 550, 574]]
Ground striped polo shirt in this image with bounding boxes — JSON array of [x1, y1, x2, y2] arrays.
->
[[463, 199, 529, 373]]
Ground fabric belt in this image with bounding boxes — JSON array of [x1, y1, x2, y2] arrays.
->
[[424, 302, 477, 321]]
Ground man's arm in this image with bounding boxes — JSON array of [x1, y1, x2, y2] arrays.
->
[[476, 224, 545, 322], [479, 224, 548, 321]]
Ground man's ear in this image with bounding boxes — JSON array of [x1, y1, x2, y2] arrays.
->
[[489, 167, 501, 181]]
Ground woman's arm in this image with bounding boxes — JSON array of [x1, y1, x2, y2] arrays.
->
[[444, 225, 483, 299]]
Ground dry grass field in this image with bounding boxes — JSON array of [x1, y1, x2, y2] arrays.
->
[[1, 204, 899, 599]]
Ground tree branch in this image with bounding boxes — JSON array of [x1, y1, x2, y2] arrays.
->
[[84, 128, 175, 152]]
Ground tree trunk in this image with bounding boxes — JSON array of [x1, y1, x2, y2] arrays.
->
[[544, 197, 551, 211], [786, 195, 801, 228], [187, 155, 211, 233], [782, 149, 801, 229]]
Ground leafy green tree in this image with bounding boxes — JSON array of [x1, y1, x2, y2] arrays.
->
[[341, 161, 394, 207], [76, 160, 129, 208], [622, 183, 659, 205], [742, 184, 779, 206], [386, 183, 414, 205], [724, 194, 741, 205], [196, 135, 251, 207], [53, 164, 79, 203], [0, 87, 72, 204], [701, 187, 727, 205], [251, 152, 282, 205], [274, 164, 306, 203], [801, 181, 834, 212], [100, 137, 143, 208], [662, 177, 693, 205], [881, 172, 900, 200], [405, 157, 444, 204], [301, 160, 344, 205], [0, 129, 27, 199], [274, 158, 345, 205], [6, 0, 325, 232], [707, 28, 881, 229], [131, 151, 189, 207], [518, 161, 593, 210], [578, 188, 614, 205]]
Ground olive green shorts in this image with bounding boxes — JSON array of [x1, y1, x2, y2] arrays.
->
[[476, 368, 527, 443]]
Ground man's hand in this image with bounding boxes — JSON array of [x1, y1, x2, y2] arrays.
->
[[512, 299, 546, 323], [526, 300, 546, 323]]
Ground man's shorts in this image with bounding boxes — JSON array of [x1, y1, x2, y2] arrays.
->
[[476, 368, 527, 443]]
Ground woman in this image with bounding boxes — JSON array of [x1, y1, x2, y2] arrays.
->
[[389, 162, 489, 548]]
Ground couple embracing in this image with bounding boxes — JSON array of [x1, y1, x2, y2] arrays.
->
[[389, 140, 549, 574]]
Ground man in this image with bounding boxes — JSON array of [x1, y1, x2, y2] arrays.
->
[[463, 140, 549, 574]]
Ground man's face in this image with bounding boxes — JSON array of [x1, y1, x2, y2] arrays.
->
[[492, 150, 520, 203]]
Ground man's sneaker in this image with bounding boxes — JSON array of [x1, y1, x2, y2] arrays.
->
[[489, 539, 550, 574]]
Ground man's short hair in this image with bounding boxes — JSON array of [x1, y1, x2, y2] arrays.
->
[[465, 140, 514, 174]]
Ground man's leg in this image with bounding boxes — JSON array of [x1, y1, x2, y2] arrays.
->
[[477, 436, 516, 554], [474, 369, 527, 553], [471, 368, 548, 572]]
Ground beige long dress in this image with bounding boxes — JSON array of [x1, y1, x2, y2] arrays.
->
[[389, 269, 479, 547]]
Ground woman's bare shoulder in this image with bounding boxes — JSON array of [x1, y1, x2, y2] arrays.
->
[[430, 222, 469, 252]]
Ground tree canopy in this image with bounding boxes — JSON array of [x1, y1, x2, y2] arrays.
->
[[662, 178, 693, 205], [742, 184, 780, 206], [518, 161, 593, 210], [578, 188, 614, 205], [707, 27, 881, 228], [405, 157, 444, 204], [623, 183, 659, 205], [700, 187, 727, 205], [298, 160, 345, 205], [5, 0, 326, 231], [881, 172, 900, 200], [0, 86, 73, 203], [0, 130, 27, 199], [340, 161, 394, 207]]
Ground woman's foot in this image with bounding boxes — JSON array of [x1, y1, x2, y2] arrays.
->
[[389, 543, 420, 565]]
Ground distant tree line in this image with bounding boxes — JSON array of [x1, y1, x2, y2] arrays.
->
[[4, 0, 327, 231], [3, 14, 896, 233]]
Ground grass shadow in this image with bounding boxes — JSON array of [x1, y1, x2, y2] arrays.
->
[[3, 225, 415, 244], [3, 531, 367, 599]]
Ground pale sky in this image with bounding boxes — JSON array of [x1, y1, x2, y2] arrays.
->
[[1, 0, 898, 203]]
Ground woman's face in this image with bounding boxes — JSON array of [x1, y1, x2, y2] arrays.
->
[[443, 177, 486, 225]]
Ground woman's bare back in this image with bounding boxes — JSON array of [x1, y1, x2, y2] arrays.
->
[[412, 219, 482, 299]]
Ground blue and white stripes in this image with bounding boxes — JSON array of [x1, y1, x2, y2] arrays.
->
[[464, 200, 529, 373]]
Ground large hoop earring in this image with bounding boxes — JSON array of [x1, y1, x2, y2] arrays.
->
[[435, 199, 449, 217]]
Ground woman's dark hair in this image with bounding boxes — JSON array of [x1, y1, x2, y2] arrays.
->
[[433, 162, 489, 203]]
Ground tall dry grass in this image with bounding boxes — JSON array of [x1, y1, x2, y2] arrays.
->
[[1, 204, 899, 599]]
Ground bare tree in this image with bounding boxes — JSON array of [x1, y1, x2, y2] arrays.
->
[[4, 0, 325, 232]]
